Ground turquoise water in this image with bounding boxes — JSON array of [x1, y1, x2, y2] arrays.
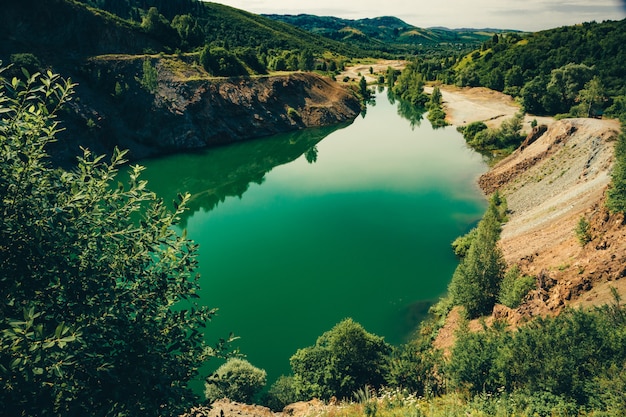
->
[[138, 88, 488, 386]]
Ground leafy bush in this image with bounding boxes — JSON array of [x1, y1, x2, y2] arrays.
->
[[465, 112, 524, 153], [264, 375, 300, 411], [448, 298, 626, 407], [575, 216, 592, 246], [10, 53, 42, 74], [205, 358, 267, 404], [289, 318, 391, 401], [457, 121, 487, 143], [0, 68, 220, 416], [607, 123, 626, 213], [140, 58, 158, 92], [498, 265, 536, 308], [426, 106, 447, 128], [200, 45, 248, 77], [392, 62, 428, 106], [385, 343, 443, 398], [448, 196, 506, 318], [451, 228, 477, 258]]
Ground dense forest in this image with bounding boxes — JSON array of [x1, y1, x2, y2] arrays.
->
[[263, 14, 511, 55], [449, 19, 626, 118], [2, 0, 626, 415]]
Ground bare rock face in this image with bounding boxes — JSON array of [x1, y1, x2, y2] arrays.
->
[[67, 57, 362, 161], [482, 118, 626, 319]]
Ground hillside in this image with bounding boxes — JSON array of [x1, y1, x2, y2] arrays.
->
[[450, 18, 626, 116], [1, 0, 365, 164], [263, 14, 516, 53], [427, 85, 625, 350]]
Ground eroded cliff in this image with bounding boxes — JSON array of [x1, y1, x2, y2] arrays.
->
[[51, 55, 361, 163]]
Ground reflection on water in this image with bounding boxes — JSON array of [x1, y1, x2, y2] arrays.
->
[[138, 87, 487, 387], [140, 124, 347, 226]]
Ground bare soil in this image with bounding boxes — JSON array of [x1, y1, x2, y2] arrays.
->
[[432, 86, 625, 352], [337, 59, 406, 84]]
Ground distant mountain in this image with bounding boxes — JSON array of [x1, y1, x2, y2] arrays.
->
[[263, 14, 517, 52]]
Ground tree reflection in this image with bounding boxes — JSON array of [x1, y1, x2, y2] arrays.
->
[[138, 124, 348, 226], [396, 97, 426, 130], [304, 146, 318, 164]]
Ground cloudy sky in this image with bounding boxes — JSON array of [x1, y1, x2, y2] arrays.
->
[[210, 0, 626, 31]]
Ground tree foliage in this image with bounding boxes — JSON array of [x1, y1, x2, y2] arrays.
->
[[392, 62, 428, 106], [607, 121, 626, 213], [448, 194, 507, 318], [204, 358, 267, 404], [452, 19, 626, 116], [0, 68, 220, 416], [289, 318, 391, 401], [448, 295, 626, 410], [497, 265, 536, 308]]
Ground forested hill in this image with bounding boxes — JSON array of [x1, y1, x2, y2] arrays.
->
[[0, 0, 365, 60], [263, 14, 516, 53], [0, 0, 367, 165], [451, 18, 626, 117]]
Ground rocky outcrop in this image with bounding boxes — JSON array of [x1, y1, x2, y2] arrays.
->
[[57, 56, 361, 162]]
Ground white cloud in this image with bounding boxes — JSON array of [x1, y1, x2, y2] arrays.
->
[[208, 0, 625, 31]]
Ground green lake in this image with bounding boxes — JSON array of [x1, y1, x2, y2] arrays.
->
[[138, 88, 488, 386]]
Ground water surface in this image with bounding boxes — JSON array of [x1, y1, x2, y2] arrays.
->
[[139, 88, 487, 385]]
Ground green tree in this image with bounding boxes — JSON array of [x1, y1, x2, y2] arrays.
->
[[141, 58, 158, 92], [0, 68, 221, 416], [289, 318, 391, 400], [393, 62, 428, 106], [264, 375, 300, 411], [298, 49, 315, 71], [607, 123, 626, 213], [448, 195, 507, 318], [204, 358, 267, 404], [200, 45, 247, 77], [451, 227, 478, 258], [141, 6, 178, 46], [576, 76, 605, 117], [497, 265, 536, 308], [359, 75, 370, 100], [171, 14, 204, 49]]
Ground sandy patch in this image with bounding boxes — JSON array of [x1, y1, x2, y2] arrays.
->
[[338, 59, 407, 84]]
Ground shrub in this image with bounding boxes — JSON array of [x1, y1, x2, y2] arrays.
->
[[498, 265, 536, 308], [451, 228, 477, 258], [200, 45, 248, 77], [575, 216, 592, 246], [140, 59, 158, 92], [607, 123, 626, 213], [10, 53, 42, 74], [448, 197, 506, 318], [287, 106, 301, 121], [0, 68, 219, 416], [289, 318, 391, 400], [205, 358, 267, 404], [264, 375, 300, 411]]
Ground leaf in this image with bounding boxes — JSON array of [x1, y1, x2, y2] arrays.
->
[[17, 152, 29, 164]]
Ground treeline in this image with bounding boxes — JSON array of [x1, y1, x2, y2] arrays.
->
[[74, 0, 364, 56], [452, 19, 626, 117]]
